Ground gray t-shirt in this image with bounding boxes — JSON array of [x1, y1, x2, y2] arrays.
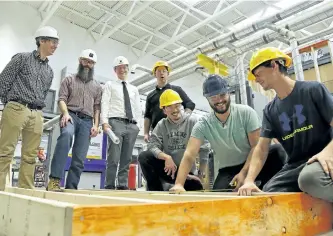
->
[[148, 112, 210, 173], [191, 103, 261, 178]]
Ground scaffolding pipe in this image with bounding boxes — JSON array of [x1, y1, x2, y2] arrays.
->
[[290, 37, 305, 81], [132, 0, 327, 87], [311, 47, 322, 83], [266, 24, 304, 81], [138, 8, 333, 93], [130, 64, 151, 75], [329, 40, 333, 67], [238, 53, 247, 105], [169, 0, 322, 68]]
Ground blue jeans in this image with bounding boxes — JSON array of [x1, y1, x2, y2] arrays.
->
[[49, 112, 93, 189]]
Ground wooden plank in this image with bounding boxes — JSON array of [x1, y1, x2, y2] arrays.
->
[[65, 188, 290, 196], [64, 189, 246, 200], [6, 187, 249, 203], [0, 191, 74, 236], [71, 193, 333, 236], [5, 187, 171, 205]]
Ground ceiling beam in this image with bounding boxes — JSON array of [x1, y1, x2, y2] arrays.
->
[[261, 0, 282, 11], [133, 6, 222, 51], [38, 1, 49, 12], [127, 0, 139, 16], [142, 7, 210, 46], [98, 1, 152, 43], [127, 21, 188, 49], [214, 0, 226, 15], [38, 0, 63, 29], [146, 1, 243, 57], [130, 35, 151, 47], [300, 29, 313, 36], [166, 0, 224, 33], [141, 35, 153, 56], [57, 4, 174, 56], [172, 10, 189, 38], [129, 11, 186, 49], [88, 13, 112, 33]]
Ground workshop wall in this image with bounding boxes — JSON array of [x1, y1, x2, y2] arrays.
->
[[0, 1, 160, 95], [0, 1, 212, 113]]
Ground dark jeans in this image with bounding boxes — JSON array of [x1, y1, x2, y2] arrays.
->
[[49, 111, 93, 189], [213, 144, 287, 190], [138, 150, 203, 191]]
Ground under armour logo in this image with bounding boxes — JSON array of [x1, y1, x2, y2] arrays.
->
[[119, 60, 123, 64], [89, 53, 94, 58], [278, 104, 306, 132]]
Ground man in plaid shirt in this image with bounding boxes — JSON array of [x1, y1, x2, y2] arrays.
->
[[0, 26, 59, 190]]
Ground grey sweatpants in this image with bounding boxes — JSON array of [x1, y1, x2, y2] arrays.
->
[[298, 161, 333, 202]]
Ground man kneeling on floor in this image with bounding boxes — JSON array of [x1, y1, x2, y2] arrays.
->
[[138, 89, 209, 191], [238, 47, 333, 202], [170, 74, 286, 193]]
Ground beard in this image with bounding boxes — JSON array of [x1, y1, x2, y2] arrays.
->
[[77, 64, 94, 82], [210, 98, 231, 114]]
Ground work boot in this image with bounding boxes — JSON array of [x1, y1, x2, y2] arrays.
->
[[46, 177, 63, 192]]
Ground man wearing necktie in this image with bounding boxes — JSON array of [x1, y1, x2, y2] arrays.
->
[[101, 56, 141, 190]]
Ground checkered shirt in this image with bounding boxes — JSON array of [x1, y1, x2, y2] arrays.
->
[[0, 50, 54, 107]]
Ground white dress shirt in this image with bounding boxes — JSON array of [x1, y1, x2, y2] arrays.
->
[[101, 79, 142, 125]]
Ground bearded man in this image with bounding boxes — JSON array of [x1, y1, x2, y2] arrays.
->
[[170, 74, 286, 193], [47, 49, 102, 191]]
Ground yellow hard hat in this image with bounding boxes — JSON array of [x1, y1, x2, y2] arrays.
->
[[248, 47, 292, 81], [152, 61, 171, 75], [159, 89, 183, 109]]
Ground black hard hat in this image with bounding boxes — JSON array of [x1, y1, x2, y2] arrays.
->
[[203, 74, 229, 97]]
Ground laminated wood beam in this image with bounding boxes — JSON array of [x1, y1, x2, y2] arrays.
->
[[0, 191, 74, 236], [70, 193, 332, 236], [2, 188, 332, 236]]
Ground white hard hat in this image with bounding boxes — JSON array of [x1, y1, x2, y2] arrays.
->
[[80, 49, 97, 63], [35, 26, 59, 39], [113, 56, 129, 67]]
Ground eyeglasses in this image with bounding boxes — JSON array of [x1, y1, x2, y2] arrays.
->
[[49, 38, 59, 45], [81, 58, 95, 65], [207, 93, 228, 102]]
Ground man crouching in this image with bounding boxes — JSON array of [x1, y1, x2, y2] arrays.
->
[[138, 89, 209, 191]]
